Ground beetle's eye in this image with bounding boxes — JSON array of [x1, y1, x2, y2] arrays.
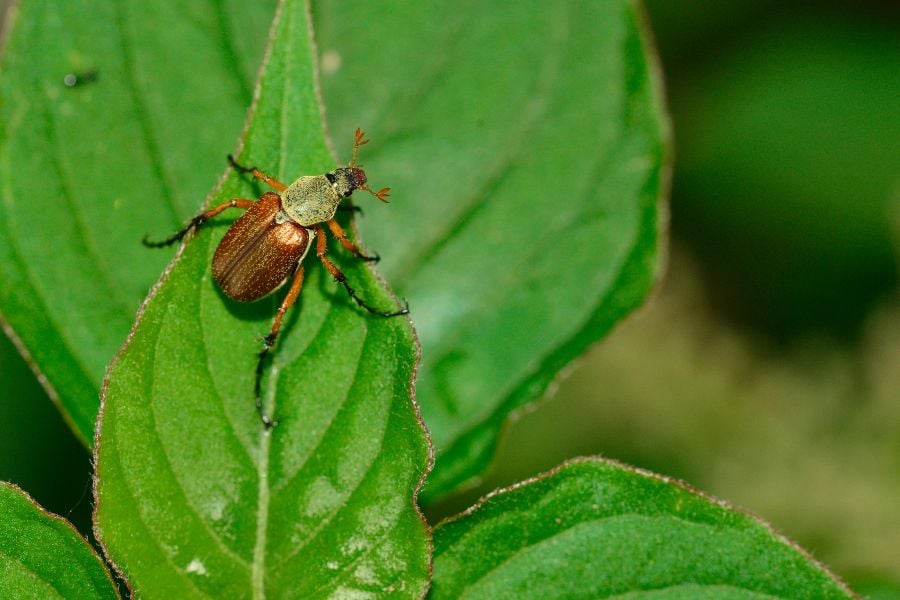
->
[[350, 167, 367, 187]]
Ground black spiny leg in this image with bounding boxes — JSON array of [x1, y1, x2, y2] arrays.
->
[[255, 333, 279, 429], [141, 215, 206, 248], [142, 198, 256, 247], [254, 265, 306, 429], [314, 225, 410, 317], [338, 275, 410, 317]]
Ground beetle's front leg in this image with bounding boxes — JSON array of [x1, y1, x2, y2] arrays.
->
[[142, 198, 256, 247], [325, 219, 379, 263], [254, 264, 306, 429]]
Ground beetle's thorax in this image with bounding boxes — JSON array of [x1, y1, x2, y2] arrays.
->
[[280, 174, 341, 226], [280, 167, 364, 227]]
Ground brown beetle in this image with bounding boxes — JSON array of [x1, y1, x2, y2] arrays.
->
[[144, 129, 407, 428]]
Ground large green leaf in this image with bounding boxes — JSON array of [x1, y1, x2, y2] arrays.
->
[[431, 458, 854, 598], [315, 0, 669, 500], [0, 0, 277, 445], [0, 482, 117, 599], [93, 1, 430, 597], [2, 0, 667, 508]]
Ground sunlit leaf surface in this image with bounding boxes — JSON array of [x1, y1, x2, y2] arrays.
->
[[431, 458, 853, 599], [0, 482, 117, 599], [0, 0, 276, 444], [93, 2, 430, 596], [316, 0, 669, 500]]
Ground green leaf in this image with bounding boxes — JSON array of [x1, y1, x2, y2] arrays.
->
[[0, 482, 117, 599], [0, 0, 277, 445], [93, 1, 430, 597], [315, 0, 669, 500], [431, 458, 854, 599]]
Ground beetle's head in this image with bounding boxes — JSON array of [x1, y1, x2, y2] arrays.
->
[[339, 128, 391, 203], [329, 166, 389, 203], [328, 166, 367, 198], [348, 166, 367, 188]]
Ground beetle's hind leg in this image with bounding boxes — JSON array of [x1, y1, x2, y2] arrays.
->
[[228, 154, 287, 192], [314, 225, 409, 317], [142, 198, 255, 247], [254, 264, 306, 429]]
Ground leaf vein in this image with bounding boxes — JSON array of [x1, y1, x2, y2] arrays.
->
[[149, 300, 251, 567], [271, 328, 389, 570], [112, 0, 183, 223]]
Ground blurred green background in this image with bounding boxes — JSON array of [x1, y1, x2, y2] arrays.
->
[[1, 0, 898, 594]]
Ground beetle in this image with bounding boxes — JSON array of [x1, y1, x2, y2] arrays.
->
[[143, 129, 408, 428]]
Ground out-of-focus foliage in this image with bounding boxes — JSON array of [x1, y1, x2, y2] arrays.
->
[[430, 1, 900, 593], [449, 249, 900, 584], [650, 1, 900, 338], [0, 330, 92, 536]]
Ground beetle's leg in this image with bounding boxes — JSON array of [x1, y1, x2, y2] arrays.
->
[[326, 218, 379, 262], [142, 198, 255, 247], [314, 225, 409, 317], [227, 154, 287, 192], [255, 264, 306, 429]]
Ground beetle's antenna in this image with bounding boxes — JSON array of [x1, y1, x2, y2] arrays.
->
[[359, 185, 391, 203], [350, 128, 369, 166]]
